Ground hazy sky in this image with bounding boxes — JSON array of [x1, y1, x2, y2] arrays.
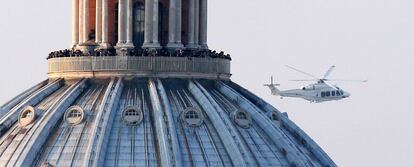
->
[[0, 0, 413, 166]]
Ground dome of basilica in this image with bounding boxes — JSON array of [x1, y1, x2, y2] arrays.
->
[[0, 0, 336, 166]]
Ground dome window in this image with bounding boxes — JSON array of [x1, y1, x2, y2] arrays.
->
[[270, 112, 280, 123], [181, 107, 204, 127], [64, 106, 85, 126], [232, 109, 252, 129], [122, 106, 144, 126], [19, 106, 36, 127]]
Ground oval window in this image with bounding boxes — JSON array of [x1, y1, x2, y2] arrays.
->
[[270, 112, 280, 124], [64, 106, 85, 126], [19, 106, 36, 127], [181, 107, 204, 127], [233, 109, 252, 129], [122, 106, 144, 126]]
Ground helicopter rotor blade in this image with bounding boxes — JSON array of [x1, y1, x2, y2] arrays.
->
[[326, 79, 368, 83], [285, 65, 319, 79], [288, 79, 319, 82], [322, 65, 336, 79], [324, 81, 340, 90]]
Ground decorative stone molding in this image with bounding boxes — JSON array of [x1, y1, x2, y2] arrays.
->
[[48, 56, 231, 79]]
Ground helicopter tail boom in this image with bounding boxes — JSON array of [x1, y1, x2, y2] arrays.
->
[[264, 76, 281, 95]]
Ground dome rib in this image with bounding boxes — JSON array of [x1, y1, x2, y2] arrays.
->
[[0, 79, 63, 136], [14, 79, 87, 167], [87, 78, 124, 167], [188, 81, 254, 167], [0, 80, 48, 118], [148, 79, 177, 167], [216, 81, 312, 166], [83, 78, 117, 166], [0, 0, 338, 165], [0, 78, 337, 167], [222, 81, 337, 167], [154, 79, 183, 167]]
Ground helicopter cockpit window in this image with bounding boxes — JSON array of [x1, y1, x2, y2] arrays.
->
[[326, 91, 330, 97], [340, 90, 344, 95], [336, 91, 340, 96], [321, 92, 326, 97]]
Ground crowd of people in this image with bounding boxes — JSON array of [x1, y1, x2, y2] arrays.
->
[[47, 48, 232, 60]]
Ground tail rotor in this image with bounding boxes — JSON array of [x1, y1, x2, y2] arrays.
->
[[264, 76, 280, 95]]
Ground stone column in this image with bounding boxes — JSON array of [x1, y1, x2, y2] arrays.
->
[[116, 0, 126, 47], [95, 0, 102, 44], [152, 0, 161, 47], [199, 0, 208, 49], [176, 0, 183, 47], [78, 0, 84, 43], [186, 0, 196, 49], [82, 0, 89, 43], [72, 0, 80, 47], [167, 0, 184, 49], [143, 0, 161, 49], [194, 0, 200, 48], [143, 0, 153, 47], [125, 0, 134, 48], [100, 0, 111, 48]]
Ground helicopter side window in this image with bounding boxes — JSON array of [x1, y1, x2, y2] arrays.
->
[[326, 91, 330, 97], [332, 91, 336, 96], [336, 91, 340, 96], [321, 92, 325, 97]]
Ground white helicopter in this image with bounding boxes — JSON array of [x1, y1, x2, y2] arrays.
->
[[265, 65, 367, 103]]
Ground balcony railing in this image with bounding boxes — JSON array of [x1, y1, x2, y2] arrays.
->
[[47, 56, 231, 79]]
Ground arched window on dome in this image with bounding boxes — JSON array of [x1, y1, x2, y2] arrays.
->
[[68, 110, 82, 118], [271, 113, 279, 121], [22, 110, 34, 119], [185, 110, 199, 119], [270, 112, 280, 124], [122, 106, 144, 126], [19, 106, 36, 127], [233, 110, 252, 129], [181, 107, 204, 127], [64, 106, 85, 126], [236, 112, 248, 120]]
